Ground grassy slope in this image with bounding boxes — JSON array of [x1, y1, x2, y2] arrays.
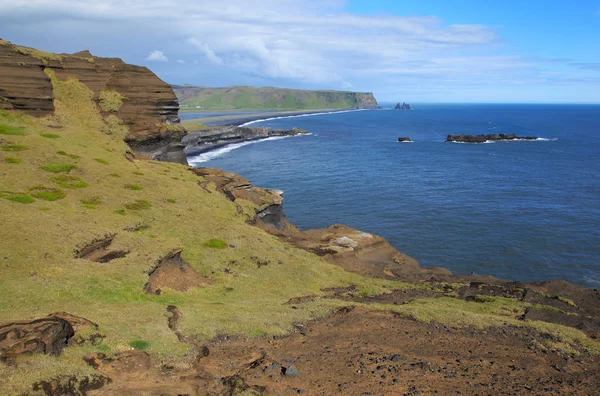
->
[[0, 70, 598, 393], [176, 86, 367, 110]]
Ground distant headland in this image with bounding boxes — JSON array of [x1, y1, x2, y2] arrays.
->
[[173, 85, 380, 111]]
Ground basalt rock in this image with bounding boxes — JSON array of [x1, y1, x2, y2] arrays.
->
[[446, 133, 538, 143], [0, 39, 186, 161], [183, 126, 307, 157], [397, 137, 412, 142], [0, 316, 74, 357], [191, 167, 289, 230]]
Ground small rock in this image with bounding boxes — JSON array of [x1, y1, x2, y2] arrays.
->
[[284, 365, 300, 377]]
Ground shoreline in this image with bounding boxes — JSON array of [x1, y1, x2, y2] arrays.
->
[[181, 108, 370, 127]]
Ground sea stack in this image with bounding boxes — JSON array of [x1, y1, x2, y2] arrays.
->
[[397, 137, 412, 142]]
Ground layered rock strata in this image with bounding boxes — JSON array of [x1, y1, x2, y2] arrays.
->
[[0, 39, 185, 158]]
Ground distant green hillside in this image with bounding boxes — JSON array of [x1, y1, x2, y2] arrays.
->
[[173, 85, 379, 111]]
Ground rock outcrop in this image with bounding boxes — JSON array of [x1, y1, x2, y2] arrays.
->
[[397, 137, 412, 142], [395, 102, 411, 110], [0, 316, 74, 357], [446, 133, 538, 143], [0, 39, 185, 159], [183, 126, 307, 157]]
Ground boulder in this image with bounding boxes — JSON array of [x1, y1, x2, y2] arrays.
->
[[0, 317, 74, 357], [397, 137, 412, 142]]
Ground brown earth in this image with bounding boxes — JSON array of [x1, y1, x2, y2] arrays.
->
[[85, 306, 600, 395], [0, 39, 185, 155]]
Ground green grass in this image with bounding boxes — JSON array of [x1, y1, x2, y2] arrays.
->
[[94, 158, 109, 165], [166, 198, 176, 203], [51, 175, 88, 189], [109, 173, 121, 177], [4, 193, 35, 204], [113, 209, 126, 215], [99, 90, 124, 112], [132, 171, 144, 175], [28, 187, 66, 201], [81, 198, 101, 209], [0, 123, 26, 135], [124, 184, 142, 190], [56, 151, 68, 156], [204, 238, 227, 249], [3, 144, 28, 152], [129, 340, 150, 350], [124, 200, 151, 210], [4, 157, 21, 164], [40, 133, 61, 139], [41, 163, 77, 173]]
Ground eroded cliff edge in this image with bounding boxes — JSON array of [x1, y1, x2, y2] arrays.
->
[[0, 38, 185, 157]]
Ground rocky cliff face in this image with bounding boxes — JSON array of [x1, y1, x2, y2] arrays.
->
[[174, 85, 380, 110], [0, 39, 185, 156]]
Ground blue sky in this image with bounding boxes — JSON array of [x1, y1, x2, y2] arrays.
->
[[0, 0, 599, 103]]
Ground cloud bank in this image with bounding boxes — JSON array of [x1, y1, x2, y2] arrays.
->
[[0, 0, 597, 102]]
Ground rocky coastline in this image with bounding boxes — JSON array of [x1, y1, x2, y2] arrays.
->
[[1, 41, 599, 395], [182, 126, 308, 157], [446, 133, 538, 143]]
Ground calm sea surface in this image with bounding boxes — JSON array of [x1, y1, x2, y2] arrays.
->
[[188, 104, 600, 287]]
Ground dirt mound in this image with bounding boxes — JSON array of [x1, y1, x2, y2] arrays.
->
[[73, 234, 129, 263], [144, 250, 211, 294]]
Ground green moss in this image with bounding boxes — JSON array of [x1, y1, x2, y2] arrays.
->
[[98, 90, 124, 112], [124, 200, 151, 210], [56, 151, 68, 156], [41, 163, 77, 173], [113, 209, 126, 216], [15, 45, 63, 63], [41, 133, 61, 139], [0, 124, 26, 135], [166, 198, 176, 203], [81, 198, 102, 206], [109, 173, 121, 178], [132, 171, 144, 175], [3, 144, 28, 152], [94, 158, 109, 165], [28, 187, 66, 201], [204, 238, 227, 249], [124, 184, 142, 191], [5, 194, 35, 204], [4, 157, 21, 164], [129, 340, 150, 350], [51, 175, 88, 189]]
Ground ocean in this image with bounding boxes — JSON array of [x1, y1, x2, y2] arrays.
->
[[187, 104, 600, 288]]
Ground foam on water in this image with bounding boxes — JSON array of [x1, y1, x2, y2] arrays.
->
[[187, 135, 310, 165]]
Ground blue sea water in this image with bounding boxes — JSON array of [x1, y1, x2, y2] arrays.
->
[[188, 104, 600, 287]]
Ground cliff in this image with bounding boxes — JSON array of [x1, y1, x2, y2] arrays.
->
[[0, 39, 185, 156], [1, 41, 599, 395], [173, 85, 380, 110]]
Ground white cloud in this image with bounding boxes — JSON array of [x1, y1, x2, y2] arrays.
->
[[177, 59, 185, 64], [188, 38, 223, 65], [146, 50, 168, 62], [0, 0, 596, 101]]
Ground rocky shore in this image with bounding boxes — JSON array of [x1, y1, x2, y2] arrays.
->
[[182, 126, 308, 157], [446, 133, 538, 143], [1, 41, 599, 395]]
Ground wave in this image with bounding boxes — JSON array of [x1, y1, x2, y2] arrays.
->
[[240, 109, 369, 127], [187, 134, 311, 165]]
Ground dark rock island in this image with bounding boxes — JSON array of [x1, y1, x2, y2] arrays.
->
[[395, 102, 411, 110], [397, 137, 412, 142], [446, 133, 538, 143]]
